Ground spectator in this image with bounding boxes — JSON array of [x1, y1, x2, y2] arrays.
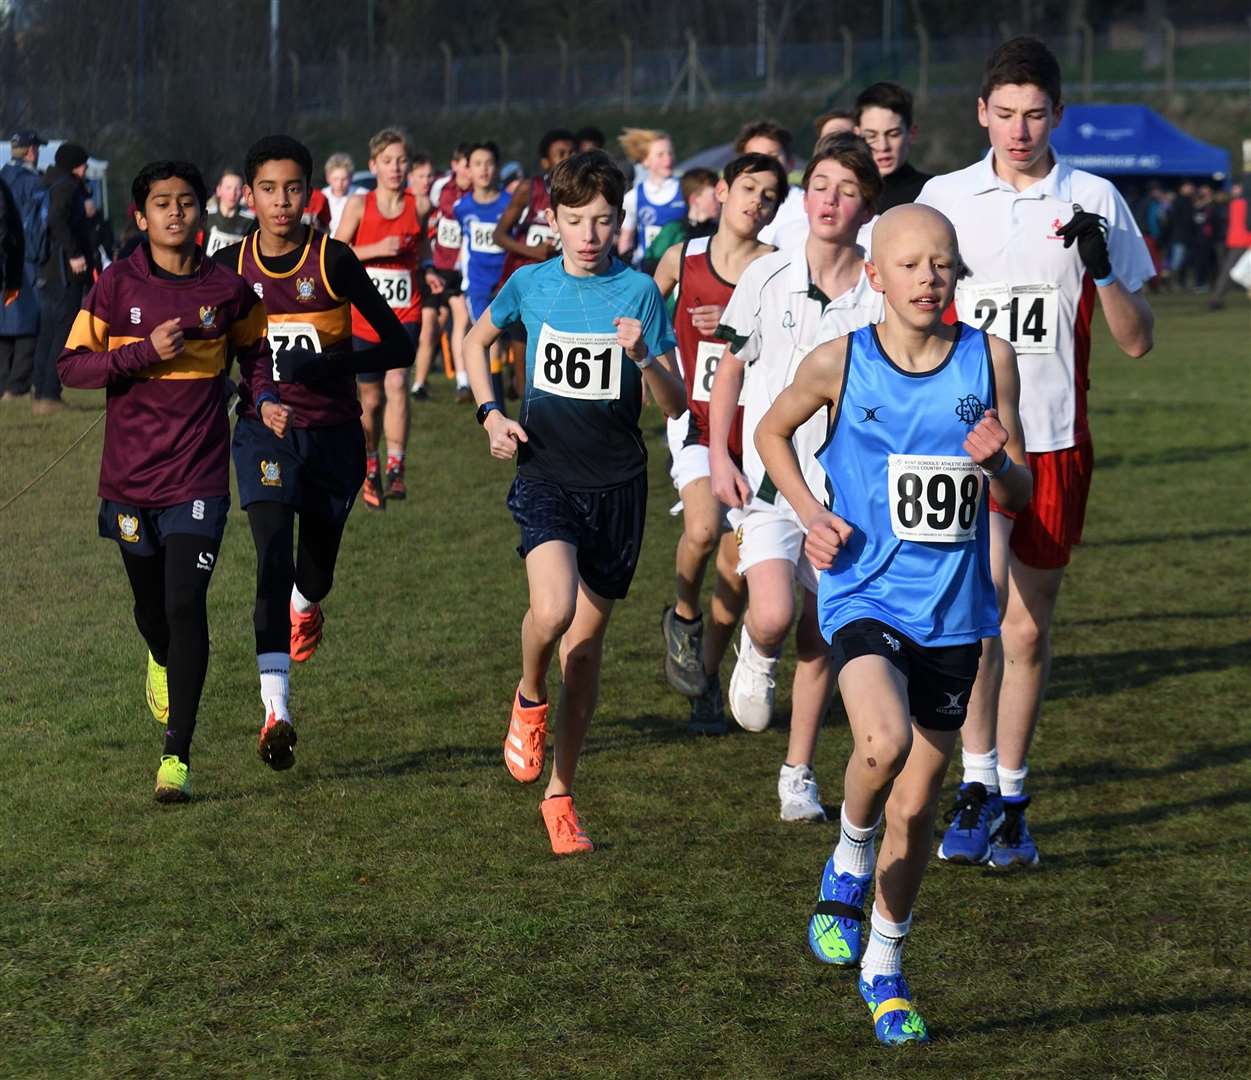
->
[[1191, 183, 1216, 292], [1209, 179, 1251, 310], [30, 141, 94, 415], [1166, 181, 1197, 290], [0, 130, 46, 402], [321, 152, 363, 235]]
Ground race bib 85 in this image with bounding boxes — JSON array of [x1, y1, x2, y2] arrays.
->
[[436, 217, 462, 248], [690, 340, 746, 405], [957, 282, 1059, 355], [367, 266, 413, 308], [533, 323, 622, 401], [887, 454, 982, 543]]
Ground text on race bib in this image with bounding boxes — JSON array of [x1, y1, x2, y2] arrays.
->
[[205, 226, 243, 257], [436, 217, 462, 248], [642, 224, 663, 249], [367, 266, 413, 308], [469, 220, 503, 254], [887, 455, 982, 543], [690, 340, 746, 405], [525, 223, 561, 250], [267, 321, 322, 381], [533, 324, 622, 402], [957, 282, 1059, 355]]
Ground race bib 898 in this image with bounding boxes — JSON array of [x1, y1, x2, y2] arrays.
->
[[957, 282, 1059, 355], [533, 323, 622, 401], [887, 454, 982, 543]]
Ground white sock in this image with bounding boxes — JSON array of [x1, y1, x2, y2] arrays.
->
[[258, 652, 290, 722], [860, 907, 912, 981], [456, 372, 469, 388], [962, 748, 999, 791], [743, 626, 779, 668], [998, 762, 1028, 798], [833, 803, 880, 879], [291, 585, 316, 614]]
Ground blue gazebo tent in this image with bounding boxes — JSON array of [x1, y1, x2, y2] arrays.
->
[[1051, 104, 1230, 180]]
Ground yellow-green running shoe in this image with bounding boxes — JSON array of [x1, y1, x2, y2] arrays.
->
[[146, 651, 169, 724], [154, 755, 190, 803]]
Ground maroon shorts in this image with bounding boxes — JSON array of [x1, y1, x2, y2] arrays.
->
[[989, 441, 1094, 570]]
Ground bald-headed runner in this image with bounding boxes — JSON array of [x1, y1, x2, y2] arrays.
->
[[755, 202, 1032, 1044]]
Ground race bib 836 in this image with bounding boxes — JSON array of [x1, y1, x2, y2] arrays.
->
[[367, 266, 413, 308]]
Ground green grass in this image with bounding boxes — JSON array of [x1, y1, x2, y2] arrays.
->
[[2, 293, 1249, 1078]]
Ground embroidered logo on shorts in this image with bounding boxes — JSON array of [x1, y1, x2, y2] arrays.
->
[[260, 460, 282, 487], [296, 277, 316, 302], [199, 305, 217, 329], [735, 524, 745, 548], [955, 394, 986, 427], [938, 691, 966, 716], [881, 631, 901, 653], [117, 514, 140, 543]]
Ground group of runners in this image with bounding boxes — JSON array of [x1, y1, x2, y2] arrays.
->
[[59, 35, 1154, 1046]]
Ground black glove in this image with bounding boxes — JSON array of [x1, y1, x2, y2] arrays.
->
[[1055, 205, 1112, 281], [275, 347, 330, 384]]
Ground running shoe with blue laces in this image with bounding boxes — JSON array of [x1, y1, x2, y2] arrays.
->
[[807, 855, 870, 965], [937, 781, 1003, 865], [859, 973, 930, 1045], [990, 795, 1041, 868]]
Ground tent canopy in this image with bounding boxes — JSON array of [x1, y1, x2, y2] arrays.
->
[[1051, 104, 1229, 180]]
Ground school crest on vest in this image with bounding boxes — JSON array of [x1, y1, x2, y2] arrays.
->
[[199, 305, 217, 329], [260, 460, 282, 487], [955, 394, 986, 426], [296, 277, 316, 302], [117, 514, 140, 543]]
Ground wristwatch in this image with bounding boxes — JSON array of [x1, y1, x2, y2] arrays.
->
[[476, 401, 501, 425]]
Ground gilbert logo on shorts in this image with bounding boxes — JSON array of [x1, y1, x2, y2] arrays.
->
[[199, 305, 217, 329], [260, 460, 282, 487], [938, 691, 966, 716], [117, 514, 140, 543], [296, 277, 316, 303]]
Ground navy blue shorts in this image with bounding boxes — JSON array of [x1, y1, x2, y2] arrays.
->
[[355, 322, 419, 383], [232, 416, 366, 524], [830, 618, 983, 732], [98, 495, 229, 556], [507, 472, 648, 600]]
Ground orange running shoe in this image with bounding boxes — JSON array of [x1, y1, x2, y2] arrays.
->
[[258, 713, 297, 771], [362, 470, 385, 510], [290, 601, 324, 663], [540, 795, 594, 855], [504, 687, 548, 783]]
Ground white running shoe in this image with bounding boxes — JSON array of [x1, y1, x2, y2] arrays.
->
[[728, 625, 777, 732], [778, 763, 827, 822]]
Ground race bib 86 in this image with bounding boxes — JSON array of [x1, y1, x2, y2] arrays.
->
[[533, 324, 622, 401], [887, 454, 982, 543], [469, 221, 503, 254]]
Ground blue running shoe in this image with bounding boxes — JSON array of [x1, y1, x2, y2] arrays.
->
[[807, 855, 870, 965], [990, 795, 1041, 868], [937, 782, 1003, 865], [859, 973, 930, 1045]]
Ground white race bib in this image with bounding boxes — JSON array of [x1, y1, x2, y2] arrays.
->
[[267, 321, 322, 382], [367, 266, 413, 308], [887, 454, 982, 543], [436, 217, 462, 248], [642, 224, 663, 249], [525, 223, 561, 250], [533, 324, 622, 401], [469, 220, 503, 254], [690, 340, 746, 405], [205, 226, 243, 257], [958, 282, 1059, 355]]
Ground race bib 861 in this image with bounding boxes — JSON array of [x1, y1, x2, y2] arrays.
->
[[533, 324, 622, 401]]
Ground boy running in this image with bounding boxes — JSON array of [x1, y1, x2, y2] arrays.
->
[[425, 145, 473, 402], [756, 203, 1032, 1044], [652, 152, 787, 734], [334, 128, 421, 508], [917, 38, 1154, 867], [493, 129, 577, 286], [709, 135, 884, 821], [216, 136, 411, 769], [58, 161, 287, 802], [201, 168, 252, 256], [464, 151, 686, 855]]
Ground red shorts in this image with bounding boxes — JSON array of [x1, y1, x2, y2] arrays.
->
[[989, 441, 1094, 570]]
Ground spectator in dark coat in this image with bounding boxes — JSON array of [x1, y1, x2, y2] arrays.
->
[[0, 129, 46, 401]]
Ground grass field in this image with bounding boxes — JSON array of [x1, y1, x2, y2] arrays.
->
[[1, 293, 1249, 1078]]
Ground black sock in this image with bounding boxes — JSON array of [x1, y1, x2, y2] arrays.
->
[[518, 690, 546, 709], [160, 534, 221, 765], [674, 610, 702, 627]]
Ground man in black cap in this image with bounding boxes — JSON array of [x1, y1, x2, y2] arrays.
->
[[31, 141, 94, 414], [0, 130, 47, 402]]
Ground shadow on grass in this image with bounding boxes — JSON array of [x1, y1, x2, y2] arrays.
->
[[953, 992, 1251, 1038], [1033, 786, 1251, 837], [1094, 441, 1251, 471], [1047, 639, 1251, 700], [1080, 526, 1250, 549], [1059, 608, 1248, 628], [1044, 740, 1251, 788]]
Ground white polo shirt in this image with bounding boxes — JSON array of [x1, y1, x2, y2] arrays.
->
[[917, 151, 1153, 453], [717, 248, 883, 522], [758, 185, 805, 246]]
